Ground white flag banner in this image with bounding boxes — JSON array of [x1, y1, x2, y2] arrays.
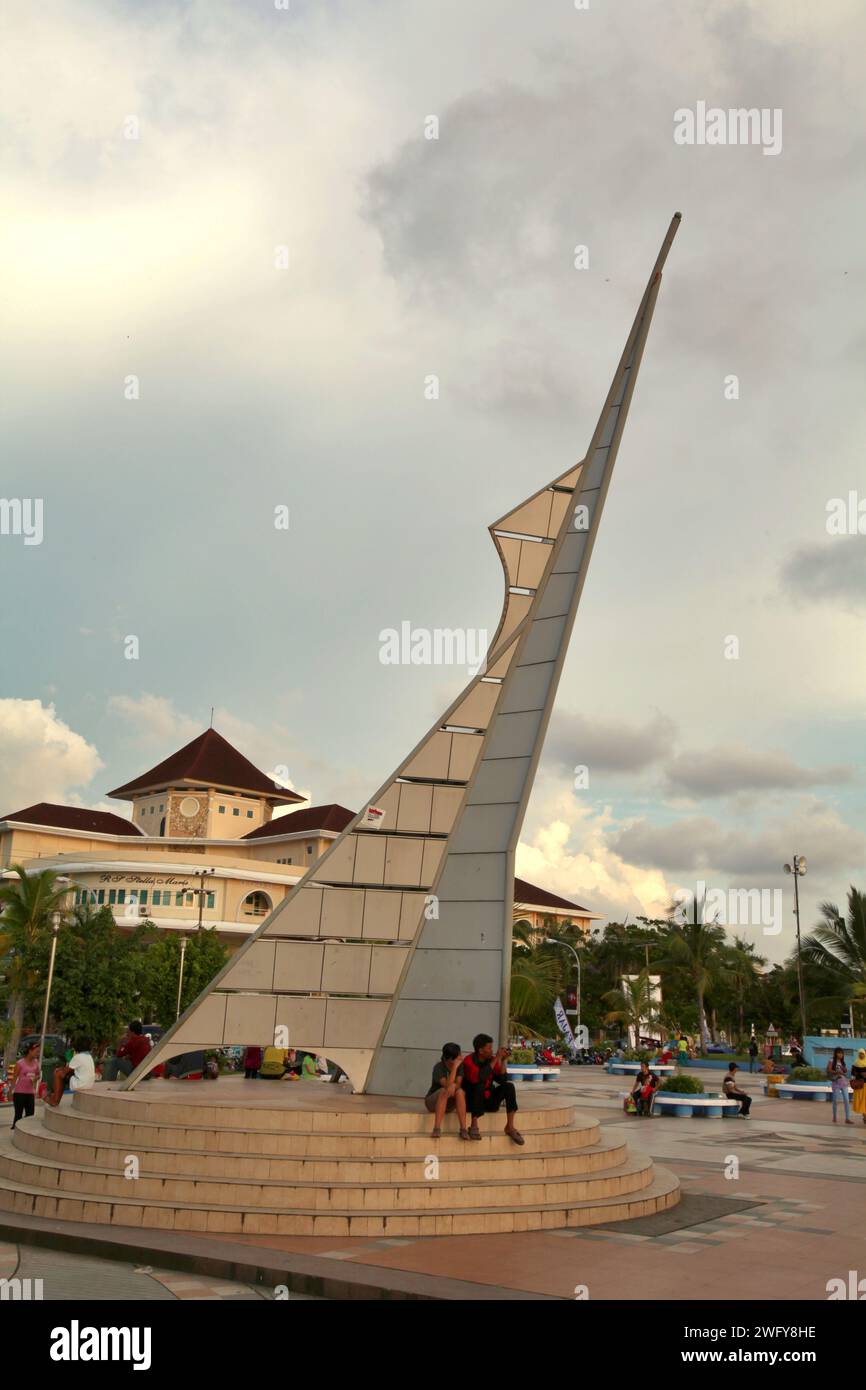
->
[[554, 996, 577, 1054]]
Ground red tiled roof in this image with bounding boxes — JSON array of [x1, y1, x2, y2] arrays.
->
[[244, 804, 355, 840], [107, 728, 304, 804], [0, 803, 144, 837], [513, 876, 594, 914]]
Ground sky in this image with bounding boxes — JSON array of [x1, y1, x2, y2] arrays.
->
[[1, 0, 864, 965]]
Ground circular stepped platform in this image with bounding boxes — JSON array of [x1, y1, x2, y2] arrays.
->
[[0, 1081, 679, 1238]]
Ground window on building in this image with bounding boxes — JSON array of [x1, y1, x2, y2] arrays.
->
[[232, 808, 240, 816], [186, 893, 194, 905], [159, 804, 164, 813], [117, 889, 126, 904], [140, 809, 146, 818], [139, 890, 148, 905], [206, 892, 215, 908], [149, 806, 154, 814], [175, 892, 184, 906], [219, 806, 225, 814], [97, 889, 105, 904], [247, 810, 253, 817], [306, 844, 313, 854], [108, 889, 117, 905]]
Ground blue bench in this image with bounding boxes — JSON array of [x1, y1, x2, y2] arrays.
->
[[631, 1091, 742, 1117], [772, 1082, 852, 1102], [508, 1065, 559, 1083], [608, 1062, 676, 1076]]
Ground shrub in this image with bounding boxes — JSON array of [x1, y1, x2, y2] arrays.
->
[[510, 1047, 535, 1065], [659, 1074, 706, 1095], [786, 1066, 825, 1083], [623, 1048, 653, 1063]]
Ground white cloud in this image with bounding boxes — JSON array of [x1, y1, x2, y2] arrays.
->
[[0, 699, 103, 811], [516, 794, 676, 924]]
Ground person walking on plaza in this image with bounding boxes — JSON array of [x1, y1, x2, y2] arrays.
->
[[677, 1034, 688, 1069], [748, 1037, 759, 1073], [462, 1034, 523, 1144], [851, 1049, 866, 1126], [102, 1021, 151, 1081], [424, 1042, 470, 1140], [10, 1040, 40, 1129], [827, 1047, 854, 1125], [722, 1063, 751, 1116], [243, 1045, 262, 1079]]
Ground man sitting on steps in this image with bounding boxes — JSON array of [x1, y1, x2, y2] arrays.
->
[[461, 1033, 524, 1146]]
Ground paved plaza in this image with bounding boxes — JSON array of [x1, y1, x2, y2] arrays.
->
[[187, 1068, 864, 1300]]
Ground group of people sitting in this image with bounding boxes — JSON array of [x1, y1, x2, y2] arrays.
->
[[424, 1035, 524, 1144], [629, 1059, 753, 1116]]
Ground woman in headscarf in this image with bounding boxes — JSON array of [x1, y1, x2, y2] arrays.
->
[[851, 1047, 866, 1126]]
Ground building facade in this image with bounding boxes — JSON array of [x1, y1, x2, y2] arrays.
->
[[0, 729, 596, 950]]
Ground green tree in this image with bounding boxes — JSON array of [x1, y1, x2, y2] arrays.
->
[[657, 907, 726, 1053], [602, 969, 655, 1044], [28, 902, 139, 1053], [801, 888, 866, 1033], [0, 867, 70, 1069], [133, 928, 229, 1029]]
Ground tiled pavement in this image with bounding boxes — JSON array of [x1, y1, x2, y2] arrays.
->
[[192, 1070, 865, 1299], [0, 1239, 316, 1300]]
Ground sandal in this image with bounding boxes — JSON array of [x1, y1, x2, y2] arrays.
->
[[506, 1127, 525, 1146], [458, 1128, 471, 1141], [468, 1126, 482, 1141], [431, 1127, 441, 1139]]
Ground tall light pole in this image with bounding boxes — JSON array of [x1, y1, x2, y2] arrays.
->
[[191, 868, 215, 931], [36, 875, 75, 1101], [784, 854, 808, 1043], [545, 938, 581, 1039], [176, 935, 189, 1020]]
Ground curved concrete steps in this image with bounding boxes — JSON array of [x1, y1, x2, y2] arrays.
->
[[0, 1083, 680, 1238]]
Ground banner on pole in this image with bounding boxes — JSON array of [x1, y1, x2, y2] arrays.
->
[[554, 996, 577, 1055]]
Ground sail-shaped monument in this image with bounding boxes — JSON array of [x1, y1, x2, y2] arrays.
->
[[125, 214, 682, 1098]]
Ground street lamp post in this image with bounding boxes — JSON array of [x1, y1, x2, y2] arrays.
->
[[36, 875, 75, 1101], [176, 936, 189, 1020], [192, 868, 215, 931], [545, 939, 581, 1040], [783, 855, 808, 1044]]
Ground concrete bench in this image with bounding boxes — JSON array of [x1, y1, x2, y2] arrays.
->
[[508, 1065, 560, 1082], [772, 1082, 853, 1102], [624, 1090, 742, 1117], [608, 1062, 676, 1076]]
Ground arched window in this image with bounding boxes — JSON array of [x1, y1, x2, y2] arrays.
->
[[240, 890, 272, 919]]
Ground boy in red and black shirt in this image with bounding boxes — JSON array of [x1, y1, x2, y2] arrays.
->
[[462, 1033, 524, 1145]]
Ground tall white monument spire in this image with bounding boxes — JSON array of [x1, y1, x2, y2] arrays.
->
[[126, 216, 681, 1097]]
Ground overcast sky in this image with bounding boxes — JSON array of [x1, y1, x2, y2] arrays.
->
[[1, 0, 864, 963]]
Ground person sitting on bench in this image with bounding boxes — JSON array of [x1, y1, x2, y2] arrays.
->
[[722, 1063, 751, 1116], [424, 1042, 470, 1140], [631, 1060, 659, 1116], [462, 1034, 524, 1145]]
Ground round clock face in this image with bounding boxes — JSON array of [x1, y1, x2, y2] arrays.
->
[[179, 796, 201, 819]]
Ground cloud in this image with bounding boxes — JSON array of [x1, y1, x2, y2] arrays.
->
[[780, 539, 866, 613], [546, 711, 677, 776], [0, 700, 103, 812], [664, 744, 854, 798], [613, 799, 866, 877], [517, 795, 676, 923]]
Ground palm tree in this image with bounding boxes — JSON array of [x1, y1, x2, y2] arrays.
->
[[602, 970, 653, 1047], [802, 888, 866, 1033], [658, 899, 726, 1053], [509, 934, 561, 1031], [0, 866, 70, 1070], [720, 936, 765, 1047]]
